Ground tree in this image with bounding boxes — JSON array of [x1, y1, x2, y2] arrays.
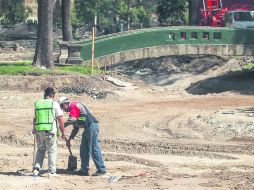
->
[[113, 0, 119, 24], [73, 0, 152, 32], [118, 0, 149, 30], [75, 0, 113, 25], [131, 6, 148, 28], [189, 0, 199, 25], [75, 0, 97, 24], [118, 0, 135, 30], [62, 0, 72, 41], [33, 0, 55, 68], [157, 0, 186, 26], [1, 0, 31, 26], [53, 0, 62, 28]]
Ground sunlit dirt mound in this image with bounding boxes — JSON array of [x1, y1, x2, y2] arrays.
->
[[110, 55, 254, 95], [0, 74, 120, 100], [186, 70, 254, 95]]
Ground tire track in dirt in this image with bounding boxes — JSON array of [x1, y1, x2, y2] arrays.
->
[[0, 131, 29, 147], [101, 140, 254, 160], [201, 170, 254, 190], [1, 130, 253, 160], [104, 153, 164, 168]]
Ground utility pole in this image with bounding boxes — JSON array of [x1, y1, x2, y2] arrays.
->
[[91, 15, 97, 75]]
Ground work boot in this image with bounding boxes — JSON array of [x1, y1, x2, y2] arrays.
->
[[78, 170, 89, 176], [92, 170, 106, 176], [32, 168, 39, 177]]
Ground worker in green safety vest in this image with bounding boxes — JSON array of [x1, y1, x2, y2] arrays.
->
[[32, 87, 67, 177]]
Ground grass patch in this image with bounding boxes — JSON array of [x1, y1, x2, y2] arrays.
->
[[57, 64, 102, 75], [0, 61, 102, 75], [243, 63, 254, 71]]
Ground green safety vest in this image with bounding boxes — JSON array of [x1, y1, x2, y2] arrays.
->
[[35, 99, 55, 131]]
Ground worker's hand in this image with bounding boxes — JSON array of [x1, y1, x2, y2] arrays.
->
[[64, 122, 70, 128], [66, 139, 71, 148], [32, 129, 36, 135]]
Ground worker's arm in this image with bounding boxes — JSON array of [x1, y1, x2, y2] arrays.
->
[[64, 120, 76, 128], [32, 118, 36, 134], [66, 125, 79, 147], [69, 125, 79, 140], [57, 115, 67, 141]]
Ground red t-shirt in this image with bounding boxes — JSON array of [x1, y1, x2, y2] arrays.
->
[[69, 102, 80, 119]]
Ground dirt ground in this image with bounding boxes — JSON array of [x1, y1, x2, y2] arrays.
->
[[0, 50, 254, 190]]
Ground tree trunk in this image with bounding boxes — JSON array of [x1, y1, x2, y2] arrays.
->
[[33, 0, 55, 68], [113, 0, 118, 24], [189, 0, 200, 26], [127, 1, 131, 30], [53, 0, 61, 31], [62, 0, 72, 41]]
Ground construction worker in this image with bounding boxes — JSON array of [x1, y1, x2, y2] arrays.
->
[[58, 97, 106, 176], [32, 87, 67, 177]]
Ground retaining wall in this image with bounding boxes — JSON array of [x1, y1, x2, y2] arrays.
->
[[91, 44, 254, 67]]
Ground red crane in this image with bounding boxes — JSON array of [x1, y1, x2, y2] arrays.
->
[[199, 0, 254, 27], [200, 0, 224, 26]]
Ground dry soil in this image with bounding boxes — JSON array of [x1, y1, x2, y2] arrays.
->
[[0, 51, 254, 190]]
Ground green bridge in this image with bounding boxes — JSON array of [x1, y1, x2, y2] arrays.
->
[[63, 27, 254, 66]]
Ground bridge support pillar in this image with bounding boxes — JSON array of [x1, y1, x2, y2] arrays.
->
[[66, 44, 84, 64], [57, 41, 68, 64]]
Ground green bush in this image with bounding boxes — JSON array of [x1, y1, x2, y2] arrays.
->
[[243, 63, 254, 70]]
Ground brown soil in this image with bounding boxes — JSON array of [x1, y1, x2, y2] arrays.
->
[[0, 52, 254, 190]]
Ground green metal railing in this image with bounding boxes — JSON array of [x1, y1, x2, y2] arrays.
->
[[80, 27, 254, 61]]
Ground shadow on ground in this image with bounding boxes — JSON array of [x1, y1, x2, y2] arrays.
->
[[0, 168, 77, 177], [186, 70, 254, 95]]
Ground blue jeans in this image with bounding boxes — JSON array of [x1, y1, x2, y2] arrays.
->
[[80, 122, 106, 173]]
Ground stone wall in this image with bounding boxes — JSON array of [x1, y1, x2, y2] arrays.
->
[[0, 40, 36, 49], [90, 44, 254, 67]]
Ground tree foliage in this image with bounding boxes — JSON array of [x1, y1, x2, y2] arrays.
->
[[1, 0, 31, 25], [131, 6, 148, 25], [75, 0, 98, 24], [157, 0, 186, 26], [74, 0, 153, 29], [118, 0, 150, 29]]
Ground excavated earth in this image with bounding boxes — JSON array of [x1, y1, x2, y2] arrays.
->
[[0, 50, 254, 190]]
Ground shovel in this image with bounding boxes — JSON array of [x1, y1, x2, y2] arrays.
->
[[67, 146, 77, 171]]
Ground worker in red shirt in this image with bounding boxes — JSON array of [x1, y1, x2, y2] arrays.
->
[[58, 97, 106, 176]]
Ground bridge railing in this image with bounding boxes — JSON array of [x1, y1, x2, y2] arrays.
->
[[57, 27, 254, 65], [79, 27, 254, 62], [167, 27, 254, 45]]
